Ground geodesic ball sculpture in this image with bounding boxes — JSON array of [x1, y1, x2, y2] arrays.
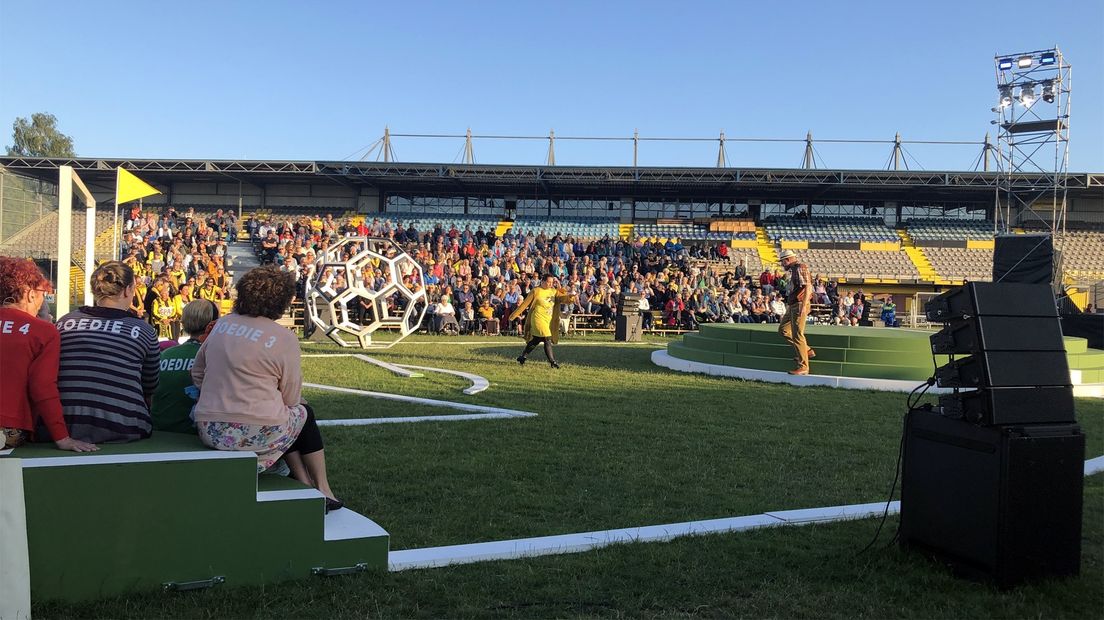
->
[[305, 236, 428, 348]]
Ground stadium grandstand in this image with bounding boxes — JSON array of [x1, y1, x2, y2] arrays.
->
[[1, 157, 1102, 321]]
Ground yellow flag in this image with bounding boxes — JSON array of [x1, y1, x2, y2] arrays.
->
[[116, 167, 161, 205]]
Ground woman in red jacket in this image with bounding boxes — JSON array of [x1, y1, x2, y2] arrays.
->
[[0, 256, 97, 452]]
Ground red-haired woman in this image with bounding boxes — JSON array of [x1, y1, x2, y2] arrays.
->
[[0, 256, 97, 452]]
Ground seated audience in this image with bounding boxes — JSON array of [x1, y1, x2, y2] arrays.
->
[[191, 266, 343, 512], [151, 300, 219, 433], [0, 257, 98, 452], [57, 261, 159, 443]]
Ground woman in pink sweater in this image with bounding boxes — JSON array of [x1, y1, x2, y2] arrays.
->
[[191, 266, 342, 512]]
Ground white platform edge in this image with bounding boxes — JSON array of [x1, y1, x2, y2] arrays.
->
[[303, 382, 536, 417], [387, 499, 905, 572], [320, 412, 537, 426], [257, 488, 324, 502], [18, 449, 255, 468], [1086, 455, 1104, 476], [1074, 384, 1104, 398], [651, 349, 951, 393], [0, 458, 30, 620], [325, 508, 389, 541]]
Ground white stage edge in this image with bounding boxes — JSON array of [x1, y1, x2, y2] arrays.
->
[[650, 349, 950, 393]]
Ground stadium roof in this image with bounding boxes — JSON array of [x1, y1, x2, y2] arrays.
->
[[2, 156, 1102, 204]]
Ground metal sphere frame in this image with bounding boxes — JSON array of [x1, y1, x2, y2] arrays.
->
[[305, 236, 428, 349]]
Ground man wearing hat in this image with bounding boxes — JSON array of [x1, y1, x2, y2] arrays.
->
[[778, 249, 816, 375]]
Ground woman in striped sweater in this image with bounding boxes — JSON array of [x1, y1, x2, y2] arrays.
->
[[56, 261, 160, 443]]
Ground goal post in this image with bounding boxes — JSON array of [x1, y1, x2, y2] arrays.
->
[[57, 165, 97, 316]]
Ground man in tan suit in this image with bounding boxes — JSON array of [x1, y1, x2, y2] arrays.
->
[[777, 250, 816, 375]]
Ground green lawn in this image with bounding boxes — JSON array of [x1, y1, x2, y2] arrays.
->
[[37, 335, 1104, 618]]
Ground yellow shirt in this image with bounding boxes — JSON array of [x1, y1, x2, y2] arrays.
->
[[526, 287, 559, 338], [198, 285, 219, 301], [153, 295, 177, 321]]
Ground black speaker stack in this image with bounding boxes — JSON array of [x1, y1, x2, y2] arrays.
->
[[617, 294, 642, 315], [615, 294, 643, 341], [900, 281, 1085, 587]]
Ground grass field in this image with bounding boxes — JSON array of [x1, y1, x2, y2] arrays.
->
[[38, 334, 1104, 618]]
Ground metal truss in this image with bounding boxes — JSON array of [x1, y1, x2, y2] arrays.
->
[[993, 48, 1072, 245], [0, 157, 318, 174], [2, 157, 1099, 198]]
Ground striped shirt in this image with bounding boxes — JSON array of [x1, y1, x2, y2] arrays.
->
[[56, 306, 159, 443]]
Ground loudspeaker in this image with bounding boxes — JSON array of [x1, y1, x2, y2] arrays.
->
[[615, 315, 642, 341], [618, 294, 642, 315], [930, 316, 1065, 354], [939, 386, 1076, 425], [935, 350, 1070, 388], [925, 282, 1057, 322], [993, 233, 1054, 284], [901, 408, 1084, 587]]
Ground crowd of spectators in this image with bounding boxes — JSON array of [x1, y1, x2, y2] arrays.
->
[[243, 212, 892, 333], [119, 206, 237, 339]]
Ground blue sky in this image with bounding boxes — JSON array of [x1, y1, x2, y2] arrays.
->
[[1, 0, 1101, 170]]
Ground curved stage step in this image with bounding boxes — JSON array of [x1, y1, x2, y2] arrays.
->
[[662, 323, 1104, 387]]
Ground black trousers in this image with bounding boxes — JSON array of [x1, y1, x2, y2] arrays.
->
[[288, 404, 324, 455], [521, 336, 556, 362]]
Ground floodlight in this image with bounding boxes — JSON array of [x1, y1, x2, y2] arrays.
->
[[1042, 80, 1056, 103], [998, 58, 1014, 70], [998, 85, 1014, 108], [1019, 83, 1036, 107], [1017, 55, 1033, 68], [1040, 52, 1057, 65]]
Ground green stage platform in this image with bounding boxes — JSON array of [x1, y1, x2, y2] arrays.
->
[[664, 324, 1104, 384], [3, 432, 389, 602]]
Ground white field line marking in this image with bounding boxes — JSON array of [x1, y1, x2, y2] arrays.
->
[[319, 412, 537, 426], [391, 452, 1104, 572], [353, 354, 423, 378], [302, 352, 491, 394], [390, 364, 490, 395], [303, 382, 537, 418], [303, 341, 665, 347]]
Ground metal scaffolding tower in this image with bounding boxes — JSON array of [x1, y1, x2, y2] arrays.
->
[[992, 47, 1072, 242]]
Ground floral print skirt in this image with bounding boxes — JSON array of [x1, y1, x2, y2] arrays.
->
[[197, 404, 307, 472]]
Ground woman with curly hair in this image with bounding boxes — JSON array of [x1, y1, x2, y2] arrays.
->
[[191, 266, 342, 511], [0, 257, 98, 451]]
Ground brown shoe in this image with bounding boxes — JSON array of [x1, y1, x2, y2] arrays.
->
[[788, 367, 809, 375]]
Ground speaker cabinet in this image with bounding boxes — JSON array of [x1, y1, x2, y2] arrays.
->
[[901, 408, 1084, 587], [938, 386, 1076, 425], [935, 350, 1070, 388], [993, 233, 1054, 285], [615, 315, 642, 341]]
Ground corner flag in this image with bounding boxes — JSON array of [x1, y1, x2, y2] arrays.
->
[[115, 167, 161, 205]]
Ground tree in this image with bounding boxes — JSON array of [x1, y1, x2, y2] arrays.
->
[[6, 113, 75, 157]]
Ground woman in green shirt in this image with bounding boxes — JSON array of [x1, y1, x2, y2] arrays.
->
[[150, 300, 219, 433]]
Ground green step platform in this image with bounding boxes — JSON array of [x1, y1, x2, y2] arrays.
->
[[665, 324, 1104, 385], [4, 432, 388, 602]]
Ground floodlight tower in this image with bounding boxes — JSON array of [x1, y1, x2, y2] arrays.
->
[[992, 48, 1071, 246]]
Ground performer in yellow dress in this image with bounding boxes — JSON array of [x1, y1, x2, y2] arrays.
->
[[509, 274, 576, 369]]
